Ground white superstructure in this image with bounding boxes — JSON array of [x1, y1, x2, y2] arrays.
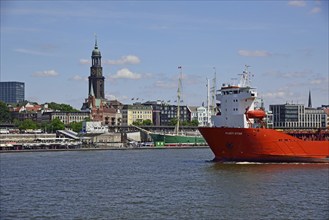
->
[[212, 66, 265, 128]]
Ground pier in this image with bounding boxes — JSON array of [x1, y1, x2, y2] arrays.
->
[[0, 133, 82, 151], [0, 126, 202, 152]]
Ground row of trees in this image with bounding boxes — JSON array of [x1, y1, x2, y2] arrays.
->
[[0, 101, 11, 123], [11, 118, 197, 134], [46, 102, 79, 112], [0, 101, 83, 132], [13, 118, 83, 133], [0, 101, 79, 123]]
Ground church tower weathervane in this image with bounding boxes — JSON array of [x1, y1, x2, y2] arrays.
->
[[88, 34, 105, 99]]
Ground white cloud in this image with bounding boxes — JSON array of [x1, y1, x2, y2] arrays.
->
[[288, 0, 306, 7], [262, 91, 287, 99], [238, 50, 271, 57], [32, 70, 59, 77], [109, 68, 141, 80], [309, 76, 328, 85], [14, 48, 51, 56], [309, 7, 321, 14], [265, 70, 310, 78], [105, 94, 117, 100], [105, 55, 141, 65], [70, 75, 88, 81], [154, 80, 176, 89], [262, 89, 296, 105], [79, 59, 90, 65], [105, 94, 129, 102]]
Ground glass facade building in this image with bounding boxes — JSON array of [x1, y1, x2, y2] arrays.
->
[[0, 82, 25, 103], [269, 103, 327, 129]]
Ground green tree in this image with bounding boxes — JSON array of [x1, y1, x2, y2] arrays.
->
[[169, 118, 199, 126], [18, 119, 38, 130], [0, 101, 11, 123], [47, 102, 79, 112], [190, 119, 199, 126], [69, 121, 83, 133], [142, 119, 152, 126], [132, 119, 153, 126], [50, 118, 65, 132], [169, 118, 178, 126], [132, 119, 143, 126]]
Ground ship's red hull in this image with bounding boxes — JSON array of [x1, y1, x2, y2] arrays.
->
[[198, 127, 329, 163]]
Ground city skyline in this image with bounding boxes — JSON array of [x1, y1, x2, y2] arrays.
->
[[1, 1, 328, 109]]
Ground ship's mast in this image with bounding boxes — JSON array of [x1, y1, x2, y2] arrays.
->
[[211, 67, 217, 116], [207, 78, 210, 126], [176, 66, 182, 135], [239, 65, 252, 87]]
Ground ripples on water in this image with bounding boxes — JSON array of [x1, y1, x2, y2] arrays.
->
[[1, 148, 328, 220]]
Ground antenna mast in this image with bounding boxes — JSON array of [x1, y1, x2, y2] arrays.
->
[[240, 65, 252, 87], [176, 66, 182, 135], [211, 67, 217, 116]]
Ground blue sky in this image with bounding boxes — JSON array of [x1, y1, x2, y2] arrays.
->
[[1, 0, 328, 109]]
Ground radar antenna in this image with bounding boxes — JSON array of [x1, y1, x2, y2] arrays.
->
[[240, 65, 253, 87]]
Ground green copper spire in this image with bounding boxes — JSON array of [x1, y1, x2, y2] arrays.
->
[[94, 33, 98, 49], [92, 34, 101, 57]]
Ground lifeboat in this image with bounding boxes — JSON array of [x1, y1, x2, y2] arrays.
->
[[246, 110, 266, 119]]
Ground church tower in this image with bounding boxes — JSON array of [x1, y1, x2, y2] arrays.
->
[[88, 36, 105, 99], [308, 90, 312, 108]]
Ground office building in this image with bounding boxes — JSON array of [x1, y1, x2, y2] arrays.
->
[[270, 103, 327, 129], [0, 81, 25, 103]]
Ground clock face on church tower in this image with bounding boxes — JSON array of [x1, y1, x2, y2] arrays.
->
[[92, 69, 96, 76]]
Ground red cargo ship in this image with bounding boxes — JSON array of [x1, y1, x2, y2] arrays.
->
[[198, 66, 329, 163]]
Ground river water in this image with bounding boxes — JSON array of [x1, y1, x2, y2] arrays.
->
[[1, 148, 328, 220]]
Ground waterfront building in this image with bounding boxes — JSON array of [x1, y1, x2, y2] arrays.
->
[[322, 105, 329, 128], [140, 101, 193, 126], [10, 102, 43, 122], [11, 102, 42, 113], [122, 103, 153, 126], [192, 106, 208, 127], [82, 94, 122, 126], [142, 100, 162, 126], [42, 111, 90, 125], [270, 103, 327, 129], [159, 104, 191, 126], [82, 121, 107, 133], [11, 112, 38, 123], [0, 81, 25, 104]]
